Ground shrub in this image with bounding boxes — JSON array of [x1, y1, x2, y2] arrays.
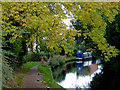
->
[[38, 51, 50, 62], [49, 55, 65, 68], [23, 51, 41, 63], [23, 51, 51, 63]]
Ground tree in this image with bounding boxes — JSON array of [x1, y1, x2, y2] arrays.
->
[[105, 14, 120, 50], [1, 37, 14, 88], [60, 2, 119, 61], [2, 2, 77, 55], [90, 12, 120, 90], [72, 19, 95, 52], [2, 2, 119, 61]]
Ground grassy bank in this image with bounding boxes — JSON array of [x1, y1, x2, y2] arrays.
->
[[65, 56, 76, 65], [38, 64, 63, 88], [65, 56, 76, 61], [22, 61, 40, 73]]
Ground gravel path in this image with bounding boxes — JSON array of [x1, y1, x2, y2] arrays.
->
[[22, 65, 49, 88]]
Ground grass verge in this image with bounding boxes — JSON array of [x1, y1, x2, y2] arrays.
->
[[15, 75, 24, 86], [38, 64, 63, 88], [22, 61, 40, 73], [65, 56, 76, 61], [65, 56, 76, 65]]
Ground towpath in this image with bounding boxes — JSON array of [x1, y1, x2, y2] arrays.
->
[[22, 65, 49, 88]]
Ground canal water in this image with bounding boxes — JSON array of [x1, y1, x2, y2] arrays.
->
[[52, 59, 102, 88]]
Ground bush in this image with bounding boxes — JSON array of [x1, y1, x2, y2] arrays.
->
[[23, 51, 51, 63], [38, 51, 51, 62], [23, 51, 41, 63], [49, 55, 65, 68]]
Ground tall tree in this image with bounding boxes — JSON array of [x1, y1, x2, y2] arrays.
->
[[2, 2, 119, 61], [2, 2, 77, 55], [91, 13, 120, 90], [60, 2, 119, 61], [72, 19, 95, 52]]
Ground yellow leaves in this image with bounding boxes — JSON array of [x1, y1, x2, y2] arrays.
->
[[84, 36, 87, 39], [19, 35, 22, 38], [10, 35, 17, 43], [9, 13, 13, 16], [88, 27, 118, 61], [78, 33, 81, 37], [112, 9, 118, 14], [2, 2, 119, 61], [104, 56, 110, 61], [83, 33, 87, 39], [23, 24, 26, 27], [20, 8, 24, 11]]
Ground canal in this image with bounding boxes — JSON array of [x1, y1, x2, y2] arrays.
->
[[51, 59, 102, 88]]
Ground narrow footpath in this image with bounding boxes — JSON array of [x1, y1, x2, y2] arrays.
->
[[22, 65, 49, 88]]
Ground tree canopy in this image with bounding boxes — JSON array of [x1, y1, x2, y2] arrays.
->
[[2, 2, 77, 55], [2, 2, 120, 61], [61, 2, 119, 61]]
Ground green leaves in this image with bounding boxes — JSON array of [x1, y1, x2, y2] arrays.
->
[[2, 2, 119, 61]]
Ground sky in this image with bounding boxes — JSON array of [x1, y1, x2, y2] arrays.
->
[[62, 19, 72, 29]]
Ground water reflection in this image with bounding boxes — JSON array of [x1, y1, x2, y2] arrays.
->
[[52, 59, 102, 88], [76, 62, 83, 71]]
